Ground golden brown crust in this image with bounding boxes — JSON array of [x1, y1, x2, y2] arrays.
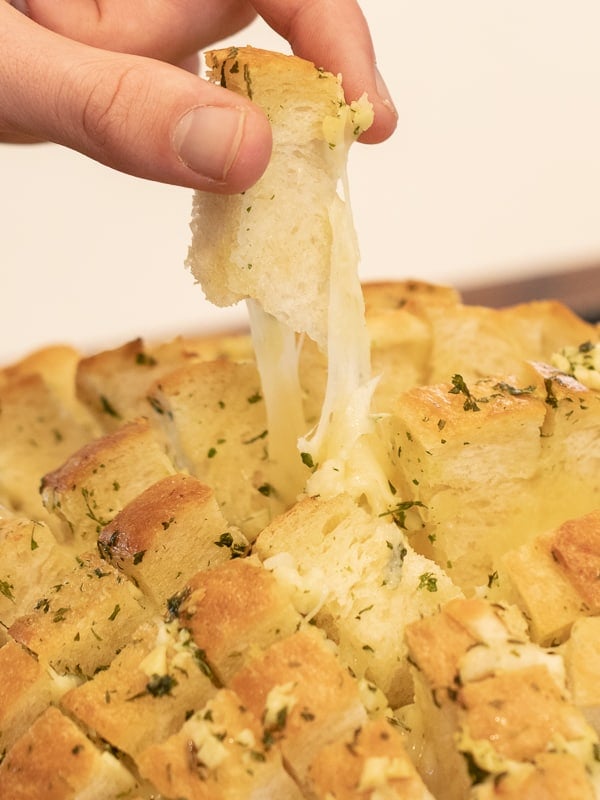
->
[[8, 550, 149, 679], [176, 557, 301, 684], [40, 418, 175, 547], [60, 619, 217, 759], [230, 627, 367, 785], [97, 473, 248, 608], [0, 706, 137, 799], [307, 718, 432, 799], [550, 509, 600, 611], [0, 373, 96, 525]]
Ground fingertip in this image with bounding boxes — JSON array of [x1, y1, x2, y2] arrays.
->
[[357, 67, 398, 144], [359, 98, 398, 145], [173, 102, 272, 194]]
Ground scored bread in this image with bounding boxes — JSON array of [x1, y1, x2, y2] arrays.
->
[[0, 286, 598, 798], [1, 45, 600, 800]]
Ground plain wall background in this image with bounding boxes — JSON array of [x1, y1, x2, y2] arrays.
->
[[2, 1, 600, 363]]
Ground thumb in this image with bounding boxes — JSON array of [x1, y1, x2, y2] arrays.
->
[[0, 8, 272, 192]]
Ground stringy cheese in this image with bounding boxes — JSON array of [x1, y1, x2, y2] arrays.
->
[[249, 93, 395, 513]]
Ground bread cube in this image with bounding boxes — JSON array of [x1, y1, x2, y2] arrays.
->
[[98, 473, 249, 609], [148, 359, 282, 539], [0, 640, 73, 758], [502, 511, 599, 645], [9, 550, 149, 678], [307, 717, 435, 800], [230, 627, 368, 787], [41, 417, 176, 548], [0, 516, 75, 642], [0, 706, 138, 799], [381, 376, 548, 588], [0, 373, 96, 525], [137, 688, 304, 799], [0, 344, 98, 432], [76, 335, 253, 433], [61, 618, 217, 758], [256, 492, 461, 706], [173, 556, 301, 684]]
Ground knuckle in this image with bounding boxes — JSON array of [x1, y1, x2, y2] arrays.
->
[[67, 62, 149, 149]]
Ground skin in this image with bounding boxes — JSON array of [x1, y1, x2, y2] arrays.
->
[[0, 0, 397, 193]]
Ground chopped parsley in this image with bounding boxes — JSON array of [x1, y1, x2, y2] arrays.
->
[[417, 572, 438, 592], [449, 374, 481, 412], [0, 579, 15, 602]]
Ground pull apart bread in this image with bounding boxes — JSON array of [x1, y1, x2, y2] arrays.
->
[[1, 47, 600, 800]]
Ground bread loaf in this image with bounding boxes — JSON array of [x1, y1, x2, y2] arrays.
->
[[0, 46, 599, 799]]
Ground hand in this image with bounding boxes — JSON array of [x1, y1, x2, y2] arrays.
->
[[0, 1, 397, 193]]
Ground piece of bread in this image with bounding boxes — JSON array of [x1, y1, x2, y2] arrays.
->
[[97, 473, 249, 608], [0, 706, 139, 799], [307, 717, 436, 799], [404, 597, 599, 799], [147, 358, 290, 539], [60, 617, 218, 759], [501, 509, 600, 645], [8, 550, 149, 679], [40, 417, 176, 548], [136, 688, 305, 799], [187, 46, 372, 351], [0, 640, 71, 758], [0, 516, 75, 644], [0, 372, 97, 525], [171, 556, 302, 685], [255, 491, 461, 707]]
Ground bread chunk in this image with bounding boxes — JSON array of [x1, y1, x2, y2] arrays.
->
[[256, 491, 461, 706], [60, 617, 218, 759], [502, 511, 600, 645], [148, 358, 283, 539], [0, 706, 138, 799], [8, 550, 149, 678], [0, 640, 71, 758], [41, 417, 176, 548], [97, 473, 249, 609], [307, 718, 435, 800], [137, 688, 304, 799], [0, 373, 96, 525], [0, 516, 75, 642], [230, 627, 368, 788], [172, 556, 301, 685], [187, 47, 371, 351]]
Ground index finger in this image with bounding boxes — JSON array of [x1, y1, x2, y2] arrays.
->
[[251, 0, 397, 143]]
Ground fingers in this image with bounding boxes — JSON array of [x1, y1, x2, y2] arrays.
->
[[251, 0, 397, 143], [13, 0, 258, 63], [0, 7, 272, 192]]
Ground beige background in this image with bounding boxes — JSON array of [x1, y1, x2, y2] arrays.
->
[[2, 1, 600, 363]]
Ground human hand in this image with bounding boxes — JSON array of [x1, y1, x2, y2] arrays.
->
[[0, 1, 397, 193]]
